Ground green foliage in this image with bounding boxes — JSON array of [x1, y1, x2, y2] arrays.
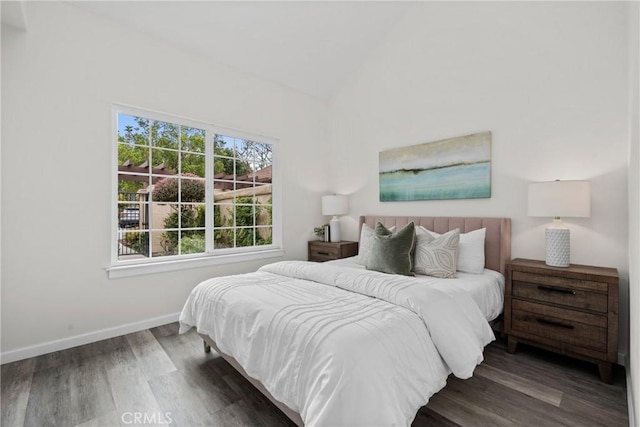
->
[[235, 228, 254, 247], [314, 224, 329, 238], [258, 197, 273, 245], [181, 152, 205, 177], [154, 178, 205, 254], [214, 135, 251, 176], [158, 205, 205, 255], [214, 196, 272, 248], [122, 232, 149, 255], [196, 204, 206, 227], [118, 117, 174, 163], [118, 118, 205, 177], [213, 204, 228, 248], [117, 144, 148, 165], [181, 127, 205, 153], [118, 118, 259, 194], [153, 174, 205, 203], [235, 198, 255, 226], [156, 196, 272, 254], [120, 117, 149, 146], [180, 234, 205, 254]]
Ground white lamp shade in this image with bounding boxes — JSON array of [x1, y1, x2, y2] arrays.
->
[[322, 195, 348, 216], [528, 180, 591, 218]]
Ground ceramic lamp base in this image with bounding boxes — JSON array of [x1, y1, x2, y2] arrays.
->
[[329, 216, 341, 242], [545, 227, 570, 267]]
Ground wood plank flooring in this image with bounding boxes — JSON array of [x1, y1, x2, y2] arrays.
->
[[1, 323, 628, 427]]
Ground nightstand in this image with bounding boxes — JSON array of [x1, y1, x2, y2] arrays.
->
[[504, 258, 619, 383], [308, 241, 358, 262]]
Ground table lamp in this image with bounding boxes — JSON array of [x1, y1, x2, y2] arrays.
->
[[528, 180, 591, 267], [322, 195, 348, 242]]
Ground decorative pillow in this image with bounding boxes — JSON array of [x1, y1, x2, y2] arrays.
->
[[421, 227, 486, 274], [356, 223, 395, 265], [363, 222, 415, 276], [414, 228, 460, 278]]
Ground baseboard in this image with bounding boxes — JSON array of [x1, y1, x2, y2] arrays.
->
[[621, 350, 629, 367], [621, 349, 637, 427], [627, 367, 637, 427], [0, 312, 180, 364]]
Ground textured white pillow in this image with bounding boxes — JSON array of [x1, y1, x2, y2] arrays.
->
[[414, 228, 459, 278], [421, 227, 486, 274]]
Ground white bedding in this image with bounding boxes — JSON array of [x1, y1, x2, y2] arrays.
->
[[179, 260, 496, 427], [328, 256, 505, 321]]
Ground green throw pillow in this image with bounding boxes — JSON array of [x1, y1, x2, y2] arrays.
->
[[364, 222, 416, 276]]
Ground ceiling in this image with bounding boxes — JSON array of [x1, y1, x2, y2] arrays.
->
[[1, 0, 28, 31], [65, 1, 415, 99]]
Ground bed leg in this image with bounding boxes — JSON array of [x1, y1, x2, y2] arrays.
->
[[203, 340, 211, 353]]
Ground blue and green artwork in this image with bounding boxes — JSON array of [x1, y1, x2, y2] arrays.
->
[[379, 132, 491, 201]]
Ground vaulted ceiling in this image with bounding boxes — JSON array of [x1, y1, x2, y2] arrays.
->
[[62, 1, 415, 99]]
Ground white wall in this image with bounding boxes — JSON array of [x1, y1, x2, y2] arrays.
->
[[0, 1, 634, 380], [1, 2, 328, 357], [328, 2, 630, 359], [627, 1, 639, 424]]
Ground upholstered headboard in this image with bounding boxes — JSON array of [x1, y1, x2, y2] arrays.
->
[[358, 216, 512, 276]]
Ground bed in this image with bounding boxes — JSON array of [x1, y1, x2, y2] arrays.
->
[[179, 215, 511, 426]]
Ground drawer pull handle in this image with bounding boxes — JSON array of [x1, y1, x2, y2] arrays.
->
[[317, 251, 330, 256], [536, 318, 574, 330], [537, 285, 576, 295]]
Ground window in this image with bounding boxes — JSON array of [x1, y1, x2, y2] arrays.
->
[[110, 106, 281, 278]]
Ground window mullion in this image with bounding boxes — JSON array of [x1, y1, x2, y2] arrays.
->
[[233, 138, 237, 248], [148, 121, 154, 259], [205, 129, 214, 254], [177, 125, 182, 256]]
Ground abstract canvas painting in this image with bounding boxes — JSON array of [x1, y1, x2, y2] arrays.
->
[[379, 132, 491, 201]]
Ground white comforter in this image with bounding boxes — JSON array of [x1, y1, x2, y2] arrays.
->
[[179, 261, 495, 426]]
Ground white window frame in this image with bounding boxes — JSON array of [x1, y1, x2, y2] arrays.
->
[[108, 104, 283, 279]]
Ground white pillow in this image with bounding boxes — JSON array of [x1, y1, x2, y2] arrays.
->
[[414, 228, 459, 278], [420, 227, 486, 274]]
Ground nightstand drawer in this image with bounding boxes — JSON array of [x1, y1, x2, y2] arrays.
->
[[512, 271, 607, 313], [511, 300, 607, 352], [308, 241, 358, 262], [309, 247, 339, 261]]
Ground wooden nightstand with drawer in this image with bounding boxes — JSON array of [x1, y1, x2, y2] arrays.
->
[[308, 241, 358, 262], [504, 258, 619, 383]]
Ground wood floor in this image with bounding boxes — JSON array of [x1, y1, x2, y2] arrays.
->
[[1, 323, 629, 427]]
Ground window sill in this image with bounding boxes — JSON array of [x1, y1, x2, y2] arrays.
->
[[107, 248, 286, 279]]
